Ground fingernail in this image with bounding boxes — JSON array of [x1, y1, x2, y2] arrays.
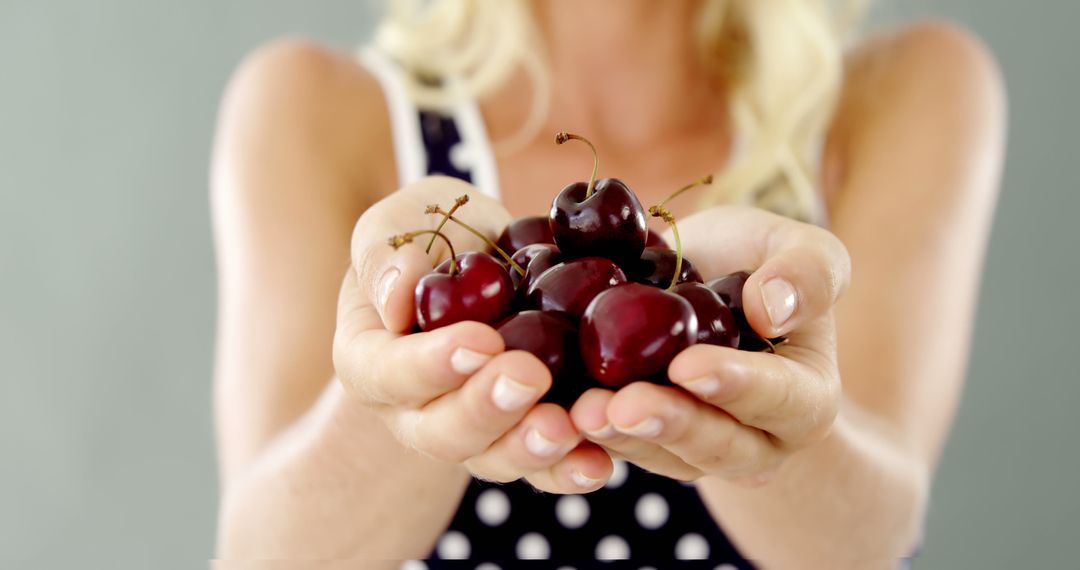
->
[[377, 266, 400, 316], [761, 278, 797, 329], [586, 423, 619, 440], [571, 470, 604, 489], [684, 376, 722, 398], [451, 347, 492, 375], [617, 417, 664, 438], [524, 428, 561, 457], [491, 375, 539, 412]]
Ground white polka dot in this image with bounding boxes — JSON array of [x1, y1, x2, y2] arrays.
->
[[475, 488, 511, 526], [634, 493, 669, 529], [399, 561, 427, 570], [475, 564, 501, 570], [555, 495, 590, 528], [595, 535, 631, 560], [605, 460, 628, 489], [675, 533, 710, 560], [515, 532, 550, 560], [449, 142, 475, 172], [715, 565, 739, 570], [436, 530, 470, 560]]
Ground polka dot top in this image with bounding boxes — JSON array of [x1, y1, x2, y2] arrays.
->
[[422, 460, 752, 567], [358, 48, 753, 567]]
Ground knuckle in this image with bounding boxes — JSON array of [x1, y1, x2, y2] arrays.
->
[[667, 464, 705, 482], [684, 428, 736, 470], [465, 458, 521, 484], [351, 246, 383, 297]]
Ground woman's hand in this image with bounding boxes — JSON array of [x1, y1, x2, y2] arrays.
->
[[570, 206, 851, 484], [334, 176, 613, 493]]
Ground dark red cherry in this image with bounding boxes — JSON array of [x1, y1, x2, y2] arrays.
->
[[496, 310, 587, 407], [549, 178, 648, 266], [707, 271, 751, 309], [415, 252, 514, 331], [525, 257, 627, 319], [625, 247, 703, 288], [579, 283, 698, 388], [645, 229, 668, 248], [674, 283, 739, 348], [496, 216, 555, 255], [509, 243, 563, 291], [706, 271, 779, 352], [497, 310, 578, 379]]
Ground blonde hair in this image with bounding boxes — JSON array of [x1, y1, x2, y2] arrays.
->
[[373, 0, 867, 222]]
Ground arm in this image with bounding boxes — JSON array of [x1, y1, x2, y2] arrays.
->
[[211, 39, 463, 561], [212, 40, 609, 562], [702, 22, 1005, 568], [570, 21, 1006, 568]]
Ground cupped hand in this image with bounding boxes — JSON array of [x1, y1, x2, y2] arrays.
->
[[571, 206, 851, 485], [333, 176, 612, 493]]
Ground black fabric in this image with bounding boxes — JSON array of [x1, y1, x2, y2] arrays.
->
[[425, 462, 754, 568], [420, 110, 472, 182], [416, 109, 753, 568]]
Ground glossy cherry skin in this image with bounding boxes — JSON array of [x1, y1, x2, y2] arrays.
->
[[580, 283, 698, 388], [645, 229, 669, 248], [706, 271, 780, 351], [415, 252, 514, 332], [674, 283, 740, 348], [524, 257, 627, 319], [549, 178, 648, 266], [509, 243, 563, 291], [496, 215, 555, 255], [625, 247, 704, 288], [497, 310, 588, 407]]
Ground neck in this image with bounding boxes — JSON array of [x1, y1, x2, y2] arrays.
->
[[529, 0, 722, 149]]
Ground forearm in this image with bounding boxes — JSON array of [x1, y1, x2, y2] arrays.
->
[[697, 399, 929, 569], [216, 381, 469, 563]]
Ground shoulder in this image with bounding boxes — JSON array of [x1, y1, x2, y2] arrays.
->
[[829, 20, 1006, 197], [214, 37, 396, 203], [839, 20, 1005, 134], [847, 20, 1003, 106]]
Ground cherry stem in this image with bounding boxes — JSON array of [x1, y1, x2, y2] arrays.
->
[[555, 132, 599, 199], [425, 206, 526, 276], [655, 174, 714, 211], [388, 230, 458, 275], [648, 175, 714, 291], [763, 336, 787, 354], [648, 206, 684, 291], [425, 195, 469, 253]]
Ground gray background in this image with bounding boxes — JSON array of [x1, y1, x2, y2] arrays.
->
[[0, 1, 1075, 568]]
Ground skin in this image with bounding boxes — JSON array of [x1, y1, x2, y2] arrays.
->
[[211, 2, 1005, 568]]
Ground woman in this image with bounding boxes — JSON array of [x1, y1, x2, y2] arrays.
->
[[211, 0, 1005, 567]]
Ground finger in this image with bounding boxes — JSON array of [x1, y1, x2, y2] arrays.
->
[[669, 206, 852, 337], [349, 176, 511, 332], [464, 403, 581, 483], [668, 342, 840, 446], [568, 388, 619, 440], [350, 220, 433, 333], [333, 317, 505, 407], [406, 350, 552, 462], [524, 442, 615, 494], [605, 382, 784, 480], [570, 387, 702, 481], [742, 236, 850, 338]]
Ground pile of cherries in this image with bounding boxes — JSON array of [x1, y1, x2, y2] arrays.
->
[[390, 133, 781, 407]]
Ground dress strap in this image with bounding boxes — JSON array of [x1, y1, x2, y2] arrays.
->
[[357, 47, 502, 200], [356, 47, 427, 188]]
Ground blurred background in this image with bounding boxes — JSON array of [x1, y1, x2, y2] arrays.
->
[[1, 1, 1076, 568]]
